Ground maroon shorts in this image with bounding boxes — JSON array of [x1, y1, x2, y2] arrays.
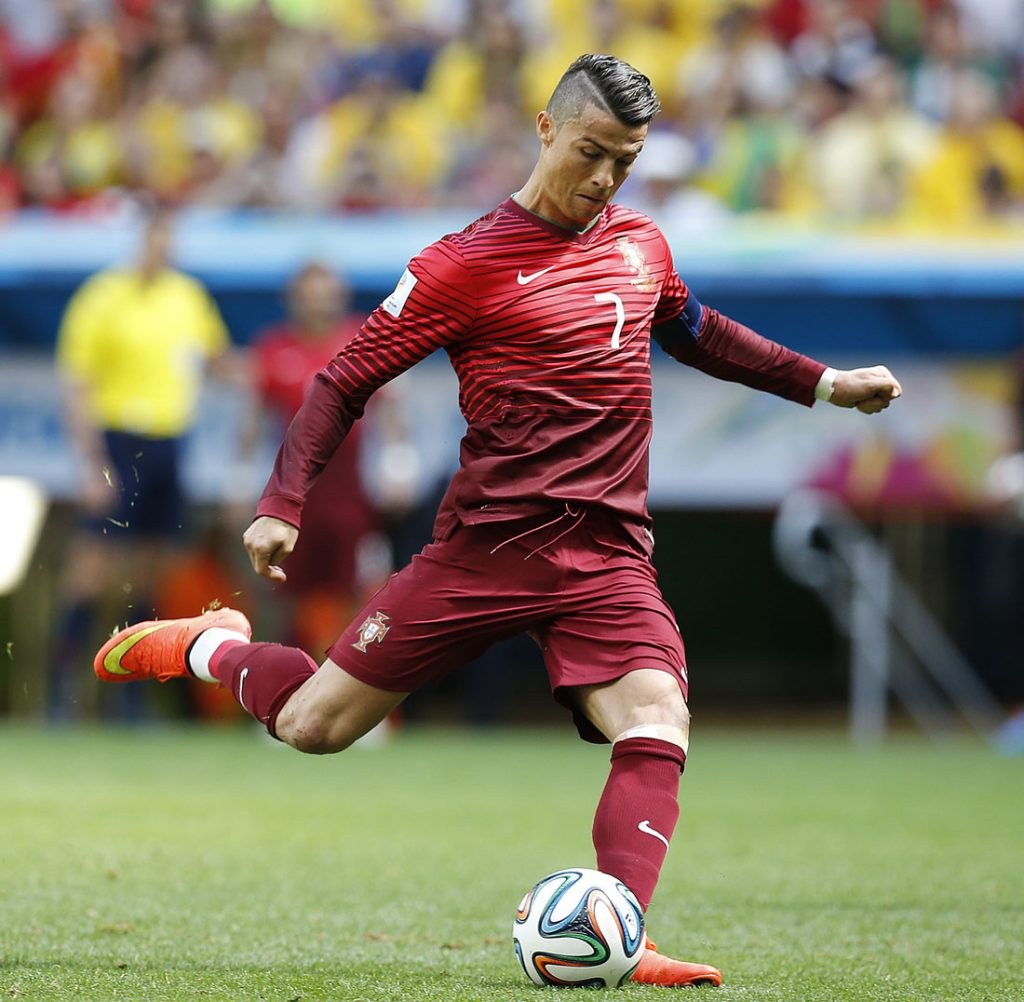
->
[[328, 506, 687, 742]]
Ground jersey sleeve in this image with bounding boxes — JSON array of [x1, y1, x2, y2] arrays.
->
[[256, 238, 477, 527], [650, 232, 825, 407], [655, 304, 826, 406]]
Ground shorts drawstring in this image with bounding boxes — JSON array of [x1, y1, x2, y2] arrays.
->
[[489, 503, 588, 560]]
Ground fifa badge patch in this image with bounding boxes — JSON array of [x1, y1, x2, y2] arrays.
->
[[616, 237, 657, 293], [382, 267, 417, 317], [352, 611, 391, 653]]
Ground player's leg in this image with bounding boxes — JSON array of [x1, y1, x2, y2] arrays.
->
[[571, 670, 720, 988], [239, 655, 406, 754], [575, 668, 690, 914], [226, 516, 566, 749], [541, 525, 721, 987], [94, 606, 406, 749], [95, 519, 547, 751]]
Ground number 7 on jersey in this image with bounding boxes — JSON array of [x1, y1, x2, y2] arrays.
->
[[594, 292, 625, 349]]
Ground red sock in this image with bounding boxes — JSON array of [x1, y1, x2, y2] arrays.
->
[[592, 736, 686, 911], [209, 642, 317, 739]]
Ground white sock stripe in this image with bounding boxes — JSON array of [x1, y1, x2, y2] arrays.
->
[[612, 724, 689, 755], [188, 627, 249, 683]]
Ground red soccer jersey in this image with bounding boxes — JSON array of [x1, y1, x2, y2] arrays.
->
[[256, 198, 825, 532]]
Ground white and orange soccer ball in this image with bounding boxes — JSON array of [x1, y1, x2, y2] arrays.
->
[[512, 868, 646, 987]]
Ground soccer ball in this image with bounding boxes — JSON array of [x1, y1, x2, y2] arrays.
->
[[512, 867, 646, 987]]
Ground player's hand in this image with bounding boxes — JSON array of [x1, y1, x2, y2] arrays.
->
[[243, 515, 298, 582], [830, 365, 903, 414]]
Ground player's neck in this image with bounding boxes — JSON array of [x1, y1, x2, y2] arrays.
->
[[510, 190, 601, 234]]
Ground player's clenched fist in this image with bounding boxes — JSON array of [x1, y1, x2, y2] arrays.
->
[[831, 365, 903, 414], [243, 515, 298, 582]]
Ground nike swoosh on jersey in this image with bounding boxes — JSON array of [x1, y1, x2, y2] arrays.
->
[[517, 266, 556, 285], [637, 819, 670, 849]]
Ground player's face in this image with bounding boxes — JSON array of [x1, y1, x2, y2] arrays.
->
[[535, 104, 647, 228]]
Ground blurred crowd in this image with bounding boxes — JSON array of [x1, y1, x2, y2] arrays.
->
[[3, 0, 1024, 226]]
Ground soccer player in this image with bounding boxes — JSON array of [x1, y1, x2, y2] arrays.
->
[[95, 55, 902, 986]]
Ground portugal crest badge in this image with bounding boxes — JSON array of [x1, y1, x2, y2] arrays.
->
[[616, 236, 657, 293], [352, 611, 391, 653]]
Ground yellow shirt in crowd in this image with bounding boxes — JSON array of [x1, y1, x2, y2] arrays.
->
[[57, 268, 229, 438]]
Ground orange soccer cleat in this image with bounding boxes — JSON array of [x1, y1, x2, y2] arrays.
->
[[631, 940, 723, 988], [94, 608, 251, 683]]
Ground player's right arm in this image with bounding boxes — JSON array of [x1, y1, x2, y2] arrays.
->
[[245, 239, 476, 580]]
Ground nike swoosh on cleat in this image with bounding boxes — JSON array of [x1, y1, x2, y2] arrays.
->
[[517, 266, 555, 285], [637, 819, 670, 849], [102, 624, 169, 675], [238, 667, 249, 710]]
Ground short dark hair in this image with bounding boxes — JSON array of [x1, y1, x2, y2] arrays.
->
[[546, 54, 660, 127]]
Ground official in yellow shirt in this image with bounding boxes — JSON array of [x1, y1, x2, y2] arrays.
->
[[50, 208, 236, 720], [57, 208, 230, 523]]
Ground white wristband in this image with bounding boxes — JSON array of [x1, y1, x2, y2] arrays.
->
[[815, 367, 838, 402]]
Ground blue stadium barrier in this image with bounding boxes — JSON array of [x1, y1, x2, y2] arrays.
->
[[0, 209, 1021, 355]]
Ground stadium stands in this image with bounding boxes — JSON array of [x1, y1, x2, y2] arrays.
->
[[0, 0, 1022, 223]]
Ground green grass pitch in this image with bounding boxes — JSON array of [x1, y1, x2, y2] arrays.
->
[[1, 723, 1021, 1001]]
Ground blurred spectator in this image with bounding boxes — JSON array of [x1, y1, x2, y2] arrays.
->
[[124, 41, 261, 202], [676, 5, 812, 215], [14, 68, 121, 209], [445, 94, 536, 209], [677, 2, 796, 133], [810, 55, 937, 218], [909, 69, 1024, 224], [243, 263, 383, 653], [50, 206, 241, 720], [285, 69, 452, 210], [424, 0, 528, 130], [191, 89, 296, 207], [790, 0, 879, 90], [619, 130, 730, 230], [952, 0, 1024, 61], [910, 3, 973, 122]]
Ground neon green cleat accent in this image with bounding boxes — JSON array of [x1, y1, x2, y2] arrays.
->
[[101, 625, 168, 675]]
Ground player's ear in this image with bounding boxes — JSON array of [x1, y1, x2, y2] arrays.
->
[[537, 111, 555, 147]]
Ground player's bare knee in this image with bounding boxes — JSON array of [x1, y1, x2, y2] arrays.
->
[[276, 706, 351, 755], [611, 693, 690, 752], [632, 689, 688, 731]]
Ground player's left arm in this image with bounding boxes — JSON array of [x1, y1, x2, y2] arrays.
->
[[655, 305, 905, 415], [649, 230, 901, 413], [652, 290, 901, 413]]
